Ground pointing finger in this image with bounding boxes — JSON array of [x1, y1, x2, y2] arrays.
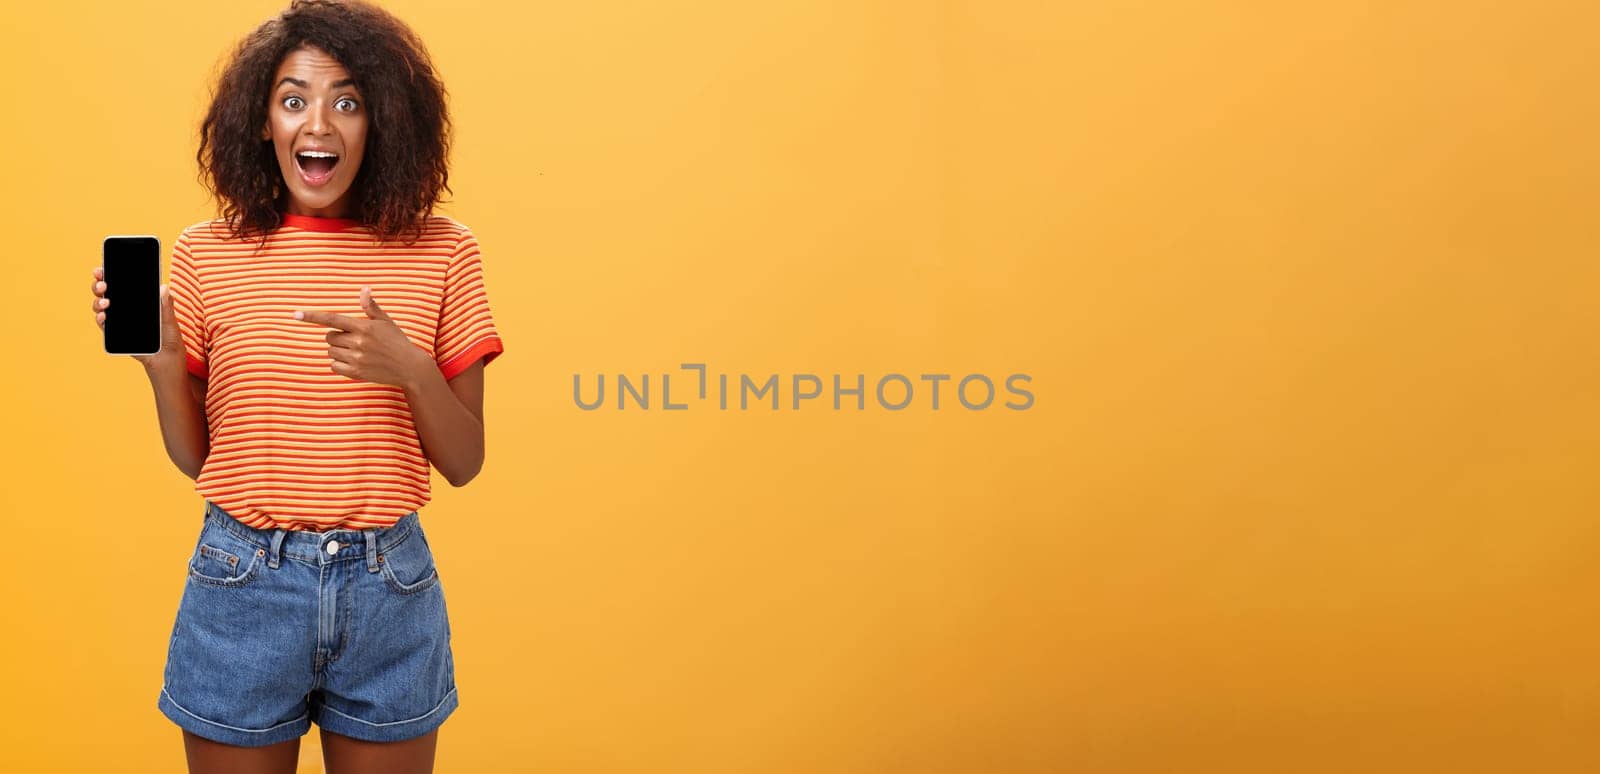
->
[[292, 309, 363, 331]]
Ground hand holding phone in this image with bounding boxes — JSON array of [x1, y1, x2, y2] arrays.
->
[[96, 235, 183, 370]]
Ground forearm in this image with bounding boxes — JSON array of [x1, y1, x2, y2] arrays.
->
[[144, 360, 209, 481], [403, 366, 484, 487]]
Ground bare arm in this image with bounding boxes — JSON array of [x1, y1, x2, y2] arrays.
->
[[293, 291, 489, 488], [95, 270, 209, 480], [145, 362, 210, 481], [404, 359, 486, 487]]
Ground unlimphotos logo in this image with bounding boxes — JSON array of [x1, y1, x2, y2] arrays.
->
[[574, 363, 1034, 411]]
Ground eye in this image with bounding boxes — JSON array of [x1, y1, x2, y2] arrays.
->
[[336, 97, 359, 112], [282, 96, 305, 110]]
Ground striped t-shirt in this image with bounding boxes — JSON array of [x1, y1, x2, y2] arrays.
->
[[168, 212, 505, 532]]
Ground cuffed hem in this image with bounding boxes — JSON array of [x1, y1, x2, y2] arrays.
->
[[157, 687, 310, 748], [312, 685, 459, 743], [184, 353, 208, 380], [437, 337, 503, 381]]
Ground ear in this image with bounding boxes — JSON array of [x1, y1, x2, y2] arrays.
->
[[261, 123, 271, 141]]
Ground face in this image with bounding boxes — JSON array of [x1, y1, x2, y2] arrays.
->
[[262, 46, 368, 218]]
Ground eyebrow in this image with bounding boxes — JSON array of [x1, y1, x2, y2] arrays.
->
[[276, 77, 357, 89]]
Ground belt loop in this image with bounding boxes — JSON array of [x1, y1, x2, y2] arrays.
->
[[269, 528, 287, 569], [365, 527, 381, 573]]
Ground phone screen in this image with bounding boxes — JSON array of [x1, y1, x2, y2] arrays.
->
[[103, 236, 161, 355]]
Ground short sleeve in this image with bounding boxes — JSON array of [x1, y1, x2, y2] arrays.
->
[[168, 229, 208, 380], [435, 227, 505, 381]]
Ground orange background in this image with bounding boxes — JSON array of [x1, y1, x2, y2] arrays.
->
[[2, 1, 1597, 772]]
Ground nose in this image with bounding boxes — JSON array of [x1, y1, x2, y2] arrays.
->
[[304, 101, 333, 136]]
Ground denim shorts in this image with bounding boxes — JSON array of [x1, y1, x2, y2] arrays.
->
[[157, 500, 459, 747]]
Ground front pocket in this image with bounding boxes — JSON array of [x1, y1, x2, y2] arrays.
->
[[189, 540, 263, 587], [379, 530, 440, 595]]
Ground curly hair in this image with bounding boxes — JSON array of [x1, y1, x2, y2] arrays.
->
[[197, 0, 451, 246]]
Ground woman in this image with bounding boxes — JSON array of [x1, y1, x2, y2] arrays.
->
[[88, 2, 503, 771]]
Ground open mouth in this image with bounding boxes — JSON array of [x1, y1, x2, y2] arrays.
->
[[294, 150, 340, 186]]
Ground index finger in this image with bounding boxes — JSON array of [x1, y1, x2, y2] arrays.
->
[[293, 310, 363, 331]]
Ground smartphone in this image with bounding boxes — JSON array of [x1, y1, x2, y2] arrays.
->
[[102, 235, 162, 356]]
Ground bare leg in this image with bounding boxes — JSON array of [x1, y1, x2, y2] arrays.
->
[[320, 726, 438, 774], [182, 729, 302, 774]]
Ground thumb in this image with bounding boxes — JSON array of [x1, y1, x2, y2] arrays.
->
[[161, 284, 179, 325], [360, 286, 392, 321], [158, 284, 178, 344]]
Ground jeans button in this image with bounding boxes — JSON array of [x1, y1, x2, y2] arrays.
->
[[327, 540, 341, 555]]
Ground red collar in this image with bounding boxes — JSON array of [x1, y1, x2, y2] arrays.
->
[[281, 213, 361, 232]]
